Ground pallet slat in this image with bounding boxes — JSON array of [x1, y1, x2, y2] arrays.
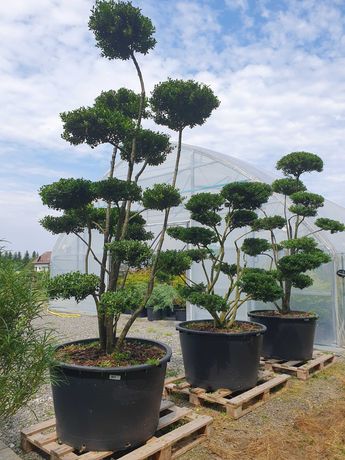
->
[[120, 416, 212, 460], [21, 402, 212, 460], [261, 351, 335, 380], [164, 372, 290, 419]]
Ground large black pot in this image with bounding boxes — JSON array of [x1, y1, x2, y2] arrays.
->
[[176, 320, 266, 392], [124, 308, 147, 317], [248, 310, 318, 361], [147, 307, 163, 321], [175, 308, 186, 322], [51, 337, 171, 452]]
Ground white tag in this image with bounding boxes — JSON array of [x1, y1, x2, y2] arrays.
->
[[109, 375, 121, 381]]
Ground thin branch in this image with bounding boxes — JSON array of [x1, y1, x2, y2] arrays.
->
[[73, 232, 109, 274]]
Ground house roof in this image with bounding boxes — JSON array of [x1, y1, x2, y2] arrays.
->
[[34, 251, 52, 265]]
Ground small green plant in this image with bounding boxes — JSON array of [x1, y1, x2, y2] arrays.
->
[[145, 358, 160, 366], [146, 283, 178, 312]]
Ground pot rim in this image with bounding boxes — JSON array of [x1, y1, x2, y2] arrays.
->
[[248, 309, 319, 321], [176, 319, 266, 337], [53, 337, 172, 373]]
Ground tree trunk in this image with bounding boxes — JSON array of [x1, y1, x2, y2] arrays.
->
[[115, 129, 184, 350]]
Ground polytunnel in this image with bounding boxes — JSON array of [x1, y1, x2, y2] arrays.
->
[[50, 143, 345, 348]]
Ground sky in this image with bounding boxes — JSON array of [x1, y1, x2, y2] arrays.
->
[[2, 0, 345, 254]]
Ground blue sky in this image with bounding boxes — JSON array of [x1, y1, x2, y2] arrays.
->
[[2, 0, 345, 253]]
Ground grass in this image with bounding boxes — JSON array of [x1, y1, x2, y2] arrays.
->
[[180, 359, 345, 460]]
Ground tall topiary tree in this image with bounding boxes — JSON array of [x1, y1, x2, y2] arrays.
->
[[158, 182, 283, 328], [40, 1, 219, 353], [251, 151, 345, 314]]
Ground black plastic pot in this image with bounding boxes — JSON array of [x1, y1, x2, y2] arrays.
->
[[248, 310, 318, 361], [51, 337, 171, 452], [176, 320, 266, 392], [147, 307, 163, 321], [124, 308, 147, 317], [163, 307, 175, 319], [174, 308, 186, 322]]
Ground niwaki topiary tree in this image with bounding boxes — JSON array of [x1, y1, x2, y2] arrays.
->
[[250, 151, 345, 314], [158, 182, 283, 328], [40, 0, 219, 354]]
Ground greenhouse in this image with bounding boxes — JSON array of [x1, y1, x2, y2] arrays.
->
[[50, 143, 345, 348]]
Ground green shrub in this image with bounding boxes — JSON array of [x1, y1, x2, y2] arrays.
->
[[0, 261, 56, 418]]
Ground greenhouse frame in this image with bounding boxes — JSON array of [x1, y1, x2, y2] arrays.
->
[[50, 144, 345, 348]]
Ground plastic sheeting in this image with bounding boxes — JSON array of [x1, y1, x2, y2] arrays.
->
[[50, 144, 345, 347]]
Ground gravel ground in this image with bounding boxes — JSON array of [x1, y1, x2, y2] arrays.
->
[[0, 312, 184, 459], [1, 312, 344, 460]]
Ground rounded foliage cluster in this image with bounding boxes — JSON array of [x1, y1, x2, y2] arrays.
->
[[150, 79, 220, 131], [186, 193, 223, 226], [89, 0, 156, 60], [221, 182, 272, 210], [48, 272, 100, 303], [276, 151, 323, 178], [142, 184, 182, 210], [106, 240, 152, 267], [39, 178, 95, 210]]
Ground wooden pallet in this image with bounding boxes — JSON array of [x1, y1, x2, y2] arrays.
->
[[164, 371, 290, 419], [261, 351, 336, 381], [21, 400, 212, 460]]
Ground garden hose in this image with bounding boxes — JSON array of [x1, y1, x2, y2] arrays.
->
[[46, 306, 81, 318]]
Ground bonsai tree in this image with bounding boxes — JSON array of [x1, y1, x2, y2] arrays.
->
[[251, 151, 345, 315], [158, 182, 283, 328], [40, 0, 219, 354]]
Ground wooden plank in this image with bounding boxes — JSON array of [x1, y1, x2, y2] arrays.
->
[[160, 400, 175, 412], [282, 360, 303, 367], [31, 431, 58, 448], [301, 353, 335, 371], [21, 418, 56, 437], [164, 375, 185, 385], [261, 352, 336, 380], [20, 404, 211, 460], [212, 388, 232, 398], [51, 444, 75, 460], [189, 387, 206, 395], [157, 407, 192, 431], [118, 416, 212, 460], [59, 453, 79, 460], [227, 374, 289, 407], [171, 435, 207, 459], [175, 382, 190, 390], [273, 363, 299, 371], [75, 452, 113, 460], [197, 393, 230, 406]]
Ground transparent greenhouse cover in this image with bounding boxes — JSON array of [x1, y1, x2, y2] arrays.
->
[[50, 144, 345, 347]]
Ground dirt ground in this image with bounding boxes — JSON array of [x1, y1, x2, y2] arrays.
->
[[181, 359, 345, 460]]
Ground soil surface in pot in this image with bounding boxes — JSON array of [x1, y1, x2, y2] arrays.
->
[[55, 340, 165, 367], [184, 320, 262, 333], [252, 310, 317, 319]]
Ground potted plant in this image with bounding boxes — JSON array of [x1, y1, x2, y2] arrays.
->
[[158, 182, 283, 392], [39, 1, 219, 452], [173, 294, 187, 322], [248, 151, 345, 360], [146, 283, 176, 321]]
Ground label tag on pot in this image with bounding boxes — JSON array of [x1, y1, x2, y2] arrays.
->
[[109, 375, 121, 380]]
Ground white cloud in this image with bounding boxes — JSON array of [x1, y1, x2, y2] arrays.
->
[[2, 0, 345, 253]]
